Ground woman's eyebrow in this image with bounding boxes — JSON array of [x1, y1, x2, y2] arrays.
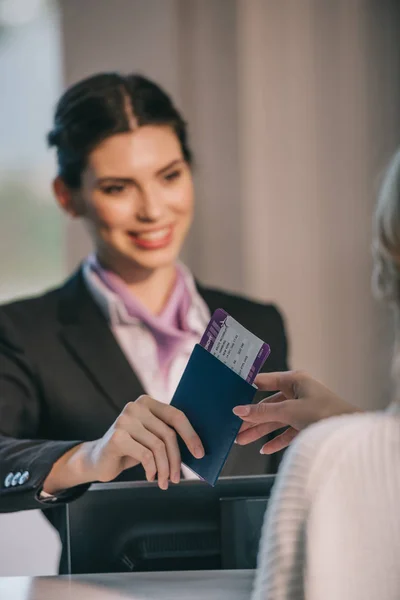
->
[[95, 159, 184, 185], [155, 158, 184, 176], [96, 176, 134, 185]]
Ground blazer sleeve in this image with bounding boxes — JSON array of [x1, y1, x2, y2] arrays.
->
[[0, 310, 88, 513]]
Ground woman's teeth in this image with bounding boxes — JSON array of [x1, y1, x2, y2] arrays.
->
[[134, 228, 170, 241]]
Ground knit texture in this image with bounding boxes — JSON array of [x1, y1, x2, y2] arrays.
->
[[252, 409, 400, 600]]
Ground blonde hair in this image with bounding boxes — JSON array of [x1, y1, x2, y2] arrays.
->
[[373, 149, 400, 305], [373, 149, 400, 383]]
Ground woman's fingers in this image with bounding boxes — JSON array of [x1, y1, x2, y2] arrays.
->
[[234, 392, 287, 433], [234, 398, 293, 425], [235, 421, 285, 445], [254, 371, 307, 398], [112, 429, 157, 483], [260, 427, 298, 454], [262, 391, 287, 404], [115, 397, 204, 489], [124, 422, 170, 490], [143, 413, 182, 484], [149, 399, 205, 460], [254, 372, 294, 395]]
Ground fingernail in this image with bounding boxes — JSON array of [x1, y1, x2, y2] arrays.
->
[[194, 446, 205, 459], [233, 406, 250, 417], [160, 481, 168, 491], [260, 447, 271, 455], [172, 473, 180, 484]]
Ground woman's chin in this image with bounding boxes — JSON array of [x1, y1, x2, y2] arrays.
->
[[121, 246, 179, 272], [98, 236, 184, 274]]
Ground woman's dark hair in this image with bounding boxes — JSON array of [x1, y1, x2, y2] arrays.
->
[[47, 72, 192, 188]]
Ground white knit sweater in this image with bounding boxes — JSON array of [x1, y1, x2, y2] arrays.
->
[[252, 404, 400, 600]]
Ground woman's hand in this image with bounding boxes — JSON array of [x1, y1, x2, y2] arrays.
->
[[233, 371, 361, 454], [43, 395, 204, 494]]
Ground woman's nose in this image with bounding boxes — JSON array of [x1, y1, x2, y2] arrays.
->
[[136, 191, 164, 222]]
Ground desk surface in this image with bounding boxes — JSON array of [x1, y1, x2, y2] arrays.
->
[[0, 570, 255, 600]]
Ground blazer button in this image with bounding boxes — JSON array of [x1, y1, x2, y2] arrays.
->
[[11, 472, 22, 487], [4, 473, 14, 488], [18, 471, 30, 485]]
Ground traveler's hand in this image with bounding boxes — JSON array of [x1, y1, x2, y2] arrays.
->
[[44, 395, 204, 493], [233, 371, 360, 454]]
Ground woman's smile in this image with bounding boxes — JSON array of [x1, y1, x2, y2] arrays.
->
[[127, 224, 175, 250]]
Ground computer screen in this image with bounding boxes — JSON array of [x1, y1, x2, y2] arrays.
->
[[65, 475, 275, 575]]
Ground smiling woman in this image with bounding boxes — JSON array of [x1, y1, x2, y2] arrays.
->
[[55, 125, 194, 305], [0, 72, 288, 569]]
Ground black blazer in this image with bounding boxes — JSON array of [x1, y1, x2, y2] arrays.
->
[[0, 269, 288, 515]]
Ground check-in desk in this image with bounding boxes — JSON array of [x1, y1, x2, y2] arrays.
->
[[0, 569, 255, 600], [0, 477, 271, 599], [63, 477, 273, 575]]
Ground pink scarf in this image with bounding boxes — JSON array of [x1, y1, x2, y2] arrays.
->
[[89, 257, 193, 374]]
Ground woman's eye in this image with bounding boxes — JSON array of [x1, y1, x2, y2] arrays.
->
[[164, 170, 181, 183], [102, 184, 126, 195]]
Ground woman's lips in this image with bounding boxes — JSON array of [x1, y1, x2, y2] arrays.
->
[[127, 226, 174, 250]]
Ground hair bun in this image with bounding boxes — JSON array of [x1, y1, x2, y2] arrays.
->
[[47, 126, 62, 148], [47, 71, 191, 188]]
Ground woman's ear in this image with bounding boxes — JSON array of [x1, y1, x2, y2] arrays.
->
[[53, 177, 84, 218]]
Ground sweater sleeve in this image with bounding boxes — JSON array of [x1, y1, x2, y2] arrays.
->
[[252, 411, 400, 600], [251, 431, 312, 600], [252, 414, 367, 600], [251, 415, 361, 600]]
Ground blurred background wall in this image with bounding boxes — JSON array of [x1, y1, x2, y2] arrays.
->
[[0, 0, 399, 576]]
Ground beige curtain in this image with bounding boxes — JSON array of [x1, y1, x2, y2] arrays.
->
[[62, 0, 400, 410], [233, 0, 400, 407]]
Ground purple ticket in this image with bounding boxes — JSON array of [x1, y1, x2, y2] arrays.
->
[[200, 308, 270, 384]]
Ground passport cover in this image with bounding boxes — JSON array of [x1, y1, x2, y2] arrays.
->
[[170, 344, 257, 486]]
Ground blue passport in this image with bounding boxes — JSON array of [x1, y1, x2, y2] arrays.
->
[[170, 344, 257, 486]]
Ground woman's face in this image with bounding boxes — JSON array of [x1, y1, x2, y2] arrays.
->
[[61, 125, 194, 275]]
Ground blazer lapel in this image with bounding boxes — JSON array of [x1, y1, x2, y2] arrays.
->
[[58, 270, 145, 414]]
